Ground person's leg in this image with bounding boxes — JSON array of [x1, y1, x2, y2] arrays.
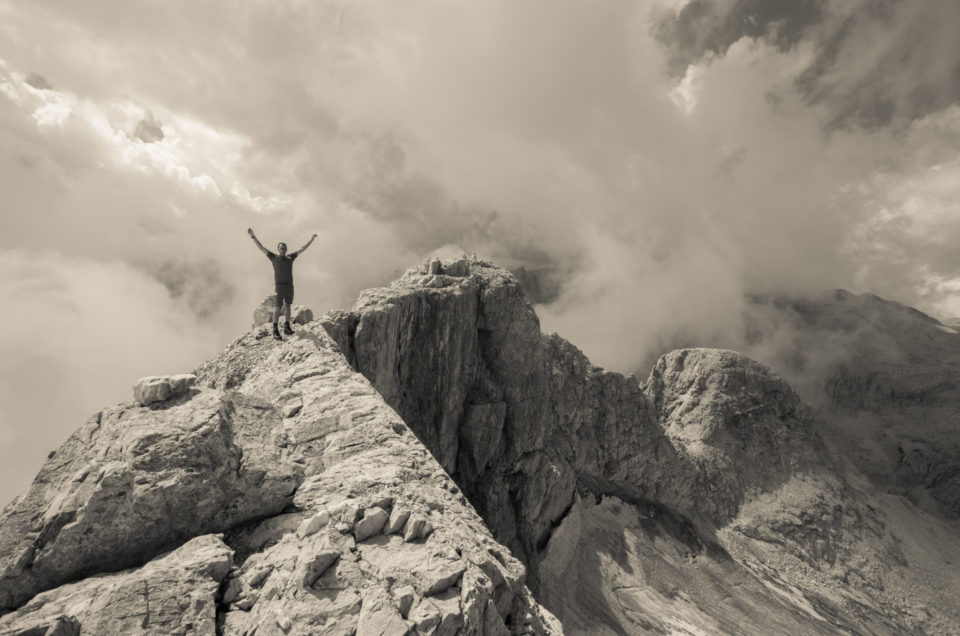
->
[[283, 295, 293, 333], [272, 294, 282, 338]]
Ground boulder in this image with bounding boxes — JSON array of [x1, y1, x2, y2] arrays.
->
[[133, 373, 197, 405]]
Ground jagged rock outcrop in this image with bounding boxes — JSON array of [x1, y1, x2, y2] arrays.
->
[[647, 348, 820, 521], [321, 259, 821, 567], [0, 388, 301, 612], [0, 319, 559, 634], [321, 257, 960, 634]]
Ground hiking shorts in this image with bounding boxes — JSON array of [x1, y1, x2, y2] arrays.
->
[[275, 283, 294, 307]]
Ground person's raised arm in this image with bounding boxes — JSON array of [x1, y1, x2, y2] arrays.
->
[[248, 228, 271, 256], [293, 233, 317, 257]]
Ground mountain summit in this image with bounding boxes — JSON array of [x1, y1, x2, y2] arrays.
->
[[2, 258, 959, 635]]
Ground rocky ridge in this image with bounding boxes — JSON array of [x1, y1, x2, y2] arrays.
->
[[0, 313, 559, 634], [1, 258, 959, 634]]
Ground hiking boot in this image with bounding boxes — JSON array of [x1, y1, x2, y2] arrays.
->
[[283, 322, 294, 335], [273, 325, 282, 340]]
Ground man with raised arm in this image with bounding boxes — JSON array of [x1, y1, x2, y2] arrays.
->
[[248, 228, 317, 340]]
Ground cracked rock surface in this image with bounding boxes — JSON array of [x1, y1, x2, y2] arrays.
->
[[0, 386, 300, 612], [0, 534, 231, 635], [0, 319, 559, 634]]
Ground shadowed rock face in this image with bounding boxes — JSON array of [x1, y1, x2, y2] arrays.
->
[[2, 259, 959, 635], [322, 260, 822, 567]]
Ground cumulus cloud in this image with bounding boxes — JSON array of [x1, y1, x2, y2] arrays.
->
[[2, 0, 960, 502]]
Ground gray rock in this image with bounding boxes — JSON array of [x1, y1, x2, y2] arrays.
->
[[0, 390, 300, 611], [394, 584, 417, 618], [403, 514, 429, 543], [299, 549, 340, 587], [0, 315, 559, 634], [745, 290, 960, 520], [357, 587, 408, 636], [354, 507, 389, 542], [133, 373, 196, 405], [297, 510, 331, 538], [422, 560, 466, 596], [385, 508, 410, 535], [0, 534, 232, 635]]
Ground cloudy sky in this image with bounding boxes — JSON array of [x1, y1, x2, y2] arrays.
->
[[2, 0, 960, 506]]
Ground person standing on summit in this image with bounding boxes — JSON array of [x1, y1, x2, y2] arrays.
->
[[248, 228, 316, 340]]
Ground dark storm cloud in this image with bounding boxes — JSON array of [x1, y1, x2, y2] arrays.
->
[[654, 0, 960, 128], [800, 2, 960, 129], [652, 0, 826, 76]]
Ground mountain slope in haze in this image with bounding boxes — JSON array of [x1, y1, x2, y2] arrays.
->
[[1, 258, 958, 635], [743, 290, 960, 521]]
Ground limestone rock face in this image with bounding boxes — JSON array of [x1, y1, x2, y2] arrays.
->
[[133, 373, 197, 405], [539, 495, 847, 635], [252, 295, 315, 328], [325, 259, 811, 566], [321, 257, 960, 634], [0, 318, 559, 634], [0, 386, 301, 612]]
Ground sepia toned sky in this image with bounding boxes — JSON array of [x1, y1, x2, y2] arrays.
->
[[3, 0, 960, 506]]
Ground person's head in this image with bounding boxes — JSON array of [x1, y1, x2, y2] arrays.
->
[[277, 242, 288, 256]]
